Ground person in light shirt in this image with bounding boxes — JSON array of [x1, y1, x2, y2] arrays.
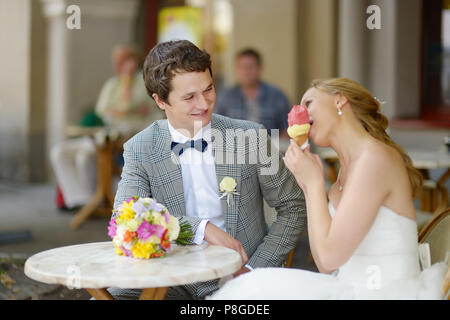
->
[[95, 44, 164, 132], [108, 40, 306, 300]]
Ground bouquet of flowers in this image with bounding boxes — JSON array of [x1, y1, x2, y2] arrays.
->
[[107, 196, 194, 259]]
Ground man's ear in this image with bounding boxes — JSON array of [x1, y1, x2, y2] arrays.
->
[[152, 93, 168, 111]]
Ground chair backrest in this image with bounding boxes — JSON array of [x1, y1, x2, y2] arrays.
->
[[418, 206, 450, 265]]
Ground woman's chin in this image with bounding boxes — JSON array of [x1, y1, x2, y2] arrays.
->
[[309, 135, 328, 148]]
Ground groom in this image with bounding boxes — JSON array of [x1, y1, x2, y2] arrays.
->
[[110, 40, 306, 299]]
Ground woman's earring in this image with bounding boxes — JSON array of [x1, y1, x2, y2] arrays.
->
[[337, 101, 343, 116]]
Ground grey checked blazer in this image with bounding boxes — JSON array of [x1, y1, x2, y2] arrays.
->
[[112, 113, 307, 298]]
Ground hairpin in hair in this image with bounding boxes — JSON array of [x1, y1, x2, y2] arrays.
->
[[373, 96, 387, 105]]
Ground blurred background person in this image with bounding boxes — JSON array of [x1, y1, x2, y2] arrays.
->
[[215, 48, 291, 137], [50, 44, 165, 210], [95, 44, 164, 132]]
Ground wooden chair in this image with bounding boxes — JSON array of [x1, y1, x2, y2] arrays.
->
[[418, 206, 450, 262], [285, 249, 295, 268], [418, 206, 450, 299], [416, 168, 449, 229], [443, 268, 450, 300]]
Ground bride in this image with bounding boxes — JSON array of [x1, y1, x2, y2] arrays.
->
[[210, 78, 447, 300]]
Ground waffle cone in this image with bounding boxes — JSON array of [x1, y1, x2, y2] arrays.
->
[[293, 134, 308, 147]]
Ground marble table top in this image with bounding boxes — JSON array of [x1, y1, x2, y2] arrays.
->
[[24, 242, 242, 289]]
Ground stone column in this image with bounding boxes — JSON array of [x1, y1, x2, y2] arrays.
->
[[337, 0, 421, 120], [41, 0, 69, 165], [338, 0, 369, 85], [0, 0, 32, 182], [299, 0, 338, 92]]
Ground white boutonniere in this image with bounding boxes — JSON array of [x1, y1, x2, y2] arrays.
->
[[218, 177, 239, 206]]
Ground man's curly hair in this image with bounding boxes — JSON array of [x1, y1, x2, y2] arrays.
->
[[143, 40, 212, 103]]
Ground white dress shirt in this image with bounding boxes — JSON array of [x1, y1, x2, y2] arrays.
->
[[168, 121, 225, 244], [167, 121, 254, 272]]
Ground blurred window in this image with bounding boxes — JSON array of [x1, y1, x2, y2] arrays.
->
[[421, 0, 450, 122]]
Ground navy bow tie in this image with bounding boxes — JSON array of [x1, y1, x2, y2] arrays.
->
[[171, 139, 208, 156]]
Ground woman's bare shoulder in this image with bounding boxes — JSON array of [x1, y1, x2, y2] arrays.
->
[[360, 140, 405, 170], [350, 140, 408, 191], [359, 140, 415, 216]]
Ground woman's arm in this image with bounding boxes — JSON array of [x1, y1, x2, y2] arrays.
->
[[284, 141, 392, 272], [306, 152, 390, 271], [305, 180, 335, 273]]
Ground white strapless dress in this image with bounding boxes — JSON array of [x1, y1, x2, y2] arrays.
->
[[210, 203, 447, 300]]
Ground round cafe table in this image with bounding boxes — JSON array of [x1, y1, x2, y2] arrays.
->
[[24, 242, 242, 300]]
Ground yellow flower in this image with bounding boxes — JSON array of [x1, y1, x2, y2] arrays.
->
[[144, 211, 166, 227], [147, 235, 161, 245], [124, 218, 141, 232], [167, 216, 180, 241], [143, 211, 152, 222], [154, 213, 168, 227], [117, 206, 135, 222], [219, 177, 237, 193], [114, 244, 124, 256], [131, 241, 154, 259]]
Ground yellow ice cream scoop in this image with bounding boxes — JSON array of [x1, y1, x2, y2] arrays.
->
[[287, 124, 310, 138]]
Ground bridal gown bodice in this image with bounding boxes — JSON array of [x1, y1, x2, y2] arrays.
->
[[329, 203, 421, 289], [210, 203, 447, 300]]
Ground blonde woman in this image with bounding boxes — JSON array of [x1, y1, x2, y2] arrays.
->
[[211, 78, 447, 299]]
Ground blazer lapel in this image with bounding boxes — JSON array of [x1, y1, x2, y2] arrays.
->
[[211, 115, 242, 238], [151, 120, 186, 218]]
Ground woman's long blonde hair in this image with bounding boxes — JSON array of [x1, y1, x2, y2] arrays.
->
[[311, 78, 423, 197]]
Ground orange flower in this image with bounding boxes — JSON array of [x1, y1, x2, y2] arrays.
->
[[161, 239, 170, 250], [123, 230, 136, 243], [150, 252, 164, 259], [160, 229, 170, 249]]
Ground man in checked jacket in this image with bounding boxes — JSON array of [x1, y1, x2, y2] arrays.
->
[[108, 40, 306, 300]]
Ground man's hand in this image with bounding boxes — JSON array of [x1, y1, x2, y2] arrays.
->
[[204, 222, 248, 264]]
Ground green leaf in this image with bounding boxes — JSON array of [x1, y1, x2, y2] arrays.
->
[[175, 221, 195, 245]]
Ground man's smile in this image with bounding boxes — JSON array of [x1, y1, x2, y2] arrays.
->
[[191, 110, 209, 118]]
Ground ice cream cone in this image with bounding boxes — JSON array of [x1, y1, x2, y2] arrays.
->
[[293, 134, 308, 149]]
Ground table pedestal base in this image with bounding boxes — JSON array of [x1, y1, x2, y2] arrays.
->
[[139, 287, 168, 300], [86, 287, 168, 300], [86, 288, 114, 300], [70, 141, 115, 229]]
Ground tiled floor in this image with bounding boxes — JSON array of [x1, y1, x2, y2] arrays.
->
[[0, 182, 109, 255]]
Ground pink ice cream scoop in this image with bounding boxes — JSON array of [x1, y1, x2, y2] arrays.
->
[[287, 105, 311, 148]]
